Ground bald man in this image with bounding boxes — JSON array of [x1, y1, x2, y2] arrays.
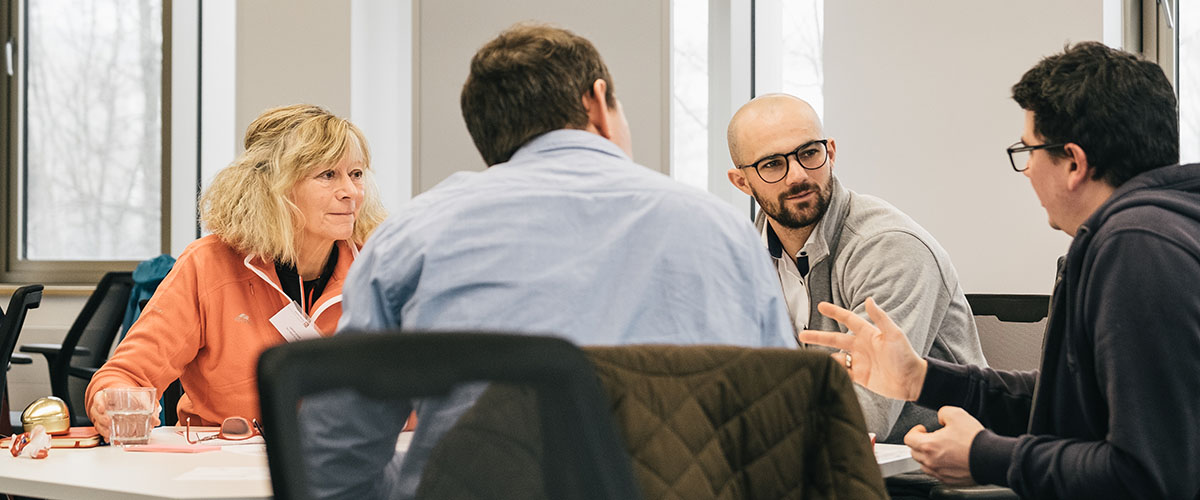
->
[[726, 93, 987, 443]]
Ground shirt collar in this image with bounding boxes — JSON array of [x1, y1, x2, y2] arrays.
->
[[764, 221, 787, 259], [507, 129, 631, 164]]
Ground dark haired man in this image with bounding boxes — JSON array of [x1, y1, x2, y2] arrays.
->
[[801, 42, 1200, 498], [298, 23, 795, 499], [726, 94, 987, 444]]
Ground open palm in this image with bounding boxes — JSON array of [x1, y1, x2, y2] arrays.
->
[[798, 297, 928, 402]]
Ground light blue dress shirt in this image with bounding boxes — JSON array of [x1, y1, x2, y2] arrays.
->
[[299, 129, 794, 499]]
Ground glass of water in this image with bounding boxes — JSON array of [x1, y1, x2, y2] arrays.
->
[[104, 387, 157, 446]]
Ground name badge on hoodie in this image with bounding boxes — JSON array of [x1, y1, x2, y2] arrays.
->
[[269, 301, 323, 342]]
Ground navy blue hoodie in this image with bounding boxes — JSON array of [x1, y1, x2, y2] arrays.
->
[[918, 163, 1200, 499]]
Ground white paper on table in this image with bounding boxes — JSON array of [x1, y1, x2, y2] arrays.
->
[[223, 445, 267, 457], [175, 466, 270, 481], [874, 443, 913, 463]]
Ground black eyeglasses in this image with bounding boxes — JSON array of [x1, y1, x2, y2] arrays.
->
[[1006, 141, 1066, 172], [738, 139, 829, 183]]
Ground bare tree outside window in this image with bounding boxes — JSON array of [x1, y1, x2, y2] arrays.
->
[[755, 0, 824, 114], [1181, 2, 1199, 164], [23, 0, 162, 260], [671, 0, 709, 191], [779, 0, 824, 118]]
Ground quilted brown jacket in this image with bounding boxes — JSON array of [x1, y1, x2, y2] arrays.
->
[[416, 345, 887, 499]]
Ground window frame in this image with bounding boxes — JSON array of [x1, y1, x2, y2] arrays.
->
[[1122, 0, 1178, 85], [1, 0, 173, 284]]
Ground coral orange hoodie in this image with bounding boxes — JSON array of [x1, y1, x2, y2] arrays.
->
[[86, 235, 356, 426]]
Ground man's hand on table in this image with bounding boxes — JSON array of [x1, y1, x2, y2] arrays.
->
[[904, 406, 983, 486]]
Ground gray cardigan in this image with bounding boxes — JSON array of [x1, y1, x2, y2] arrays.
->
[[755, 176, 986, 442]]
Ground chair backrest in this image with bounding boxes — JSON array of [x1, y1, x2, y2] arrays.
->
[[2, 284, 44, 376], [52, 272, 134, 425], [257, 332, 641, 500], [966, 294, 1051, 372], [161, 378, 184, 426], [420, 345, 888, 500], [1, 285, 44, 433], [121, 253, 176, 342]]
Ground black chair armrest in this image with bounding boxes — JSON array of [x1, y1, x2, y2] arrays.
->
[[19, 344, 92, 357], [69, 366, 99, 379], [10, 353, 33, 365], [887, 472, 1019, 500], [20, 343, 66, 369], [19, 343, 64, 355], [931, 485, 1019, 500]]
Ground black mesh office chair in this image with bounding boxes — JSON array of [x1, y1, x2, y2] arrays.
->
[[966, 294, 1051, 372], [5, 300, 33, 370], [1, 284, 44, 435], [20, 272, 134, 426], [257, 332, 641, 500]]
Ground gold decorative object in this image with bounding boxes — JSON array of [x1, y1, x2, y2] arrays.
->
[[21, 396, 71, 435]]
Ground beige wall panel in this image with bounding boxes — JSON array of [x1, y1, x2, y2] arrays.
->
[[416, 0, 668, 192], [824, 1, 1100, 293], [235, 0, 352, 149]]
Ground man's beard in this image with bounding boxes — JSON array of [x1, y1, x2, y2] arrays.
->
[[753, 180, 833, 229]]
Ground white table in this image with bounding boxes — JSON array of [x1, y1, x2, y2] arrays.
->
[[2, 428, 917, 499], [0, 427, 271, 500], [875, 443, 920, 477]]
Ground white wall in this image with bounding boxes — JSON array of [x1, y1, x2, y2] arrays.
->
[[706, 0, 754, 210], [824, 1, 1099, 293], [235, 1, 351, 140], [170, 0, 201, 252], [195, 0, 411, 215], [351, 0, 414, 211], [196, 0, 237, 214], [414, 0, 670, 192]]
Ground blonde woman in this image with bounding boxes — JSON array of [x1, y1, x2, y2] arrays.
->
[[85, 104, 386, 439]]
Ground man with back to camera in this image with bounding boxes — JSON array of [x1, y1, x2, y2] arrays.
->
[[296, 23, 797, 499], [725, 93, 988, 443], [800, 42, 1200, 498]]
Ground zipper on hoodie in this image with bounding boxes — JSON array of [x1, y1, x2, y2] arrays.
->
[[242, 253, 344, 328]]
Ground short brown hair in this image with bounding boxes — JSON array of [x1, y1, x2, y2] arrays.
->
[[200, 104, 387, 264], [1012, 42, 1178, 186], [461, 23, 616, 166]]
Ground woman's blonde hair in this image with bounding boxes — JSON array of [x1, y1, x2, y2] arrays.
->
[[200, 104, 387, 265]]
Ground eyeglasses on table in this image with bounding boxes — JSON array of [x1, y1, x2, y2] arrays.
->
[[184, 416, 263, 444]]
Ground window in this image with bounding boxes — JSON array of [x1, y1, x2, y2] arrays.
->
[[670, 0, 709, 192], [670, 0, 823, 199], [2, 0, 169, 283], [669, 0, 823, 216], [1180, 1, 1198, 163], [753, 0, 824, 117], [1128, 0, 1194, 163]]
